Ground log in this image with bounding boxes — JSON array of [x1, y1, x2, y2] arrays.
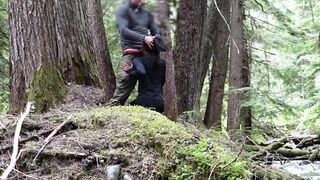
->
[[276, 148, 311, 158], [296, 135, 320, 148], [254, 165, 304, 180], [252, 137, 288, 159], [264, 137, 288, 152], [308, 149, 319, 162]]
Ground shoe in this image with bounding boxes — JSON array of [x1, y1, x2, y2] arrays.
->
[[104, 99, 121, 107]]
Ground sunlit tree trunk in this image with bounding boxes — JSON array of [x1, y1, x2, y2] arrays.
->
[[155, 0, 178, 120], [173, 0, 207, 118], [204, 0, 231, 129], [9, 0, 100, 113], [227, 0, 244, 130]]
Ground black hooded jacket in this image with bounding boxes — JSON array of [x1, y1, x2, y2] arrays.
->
[[128, 53, 166, 101], [116, 2, 160, 50]]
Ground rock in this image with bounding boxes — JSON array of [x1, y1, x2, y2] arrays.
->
[[82, 155, 95, 171], [106, 165, 121, 180], [123, 174, 133, 180]]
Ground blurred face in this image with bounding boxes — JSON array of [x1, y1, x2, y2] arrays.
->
[[131, 0, 144, 6]]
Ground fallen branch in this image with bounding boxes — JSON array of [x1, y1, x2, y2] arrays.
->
[[0, 129, 54, 153], [32, 115, 73, 164], [21, 148, 108, 161], [0, 121, 5, 129], [296, 135, 320, 148], [1, 102, 32, 180], [252, 137, 288, 160], [0, 121, 77, 154], [13, 168, 37, 180]]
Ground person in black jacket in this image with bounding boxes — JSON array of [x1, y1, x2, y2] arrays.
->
[[123, 37, 167, 113], [107, 0, 160, 106]]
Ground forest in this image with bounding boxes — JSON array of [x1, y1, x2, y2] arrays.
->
[[0, 0, 320, 179]]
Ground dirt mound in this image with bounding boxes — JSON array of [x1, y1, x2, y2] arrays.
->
[[0, 86, 253, 179], [56, 83, 103, 112], [0, 106, 194, 179]]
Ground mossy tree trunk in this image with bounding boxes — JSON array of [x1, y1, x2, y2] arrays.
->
[[9, 0, 102, 113], [173, 0, 207, 118], [155, 0, 178, 120]]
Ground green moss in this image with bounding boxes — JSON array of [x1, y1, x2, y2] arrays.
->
[[73, 106, 253, 178], [174, 139, 252, 179], [29, 66, 67, 113], [75, 106, 194, 176]]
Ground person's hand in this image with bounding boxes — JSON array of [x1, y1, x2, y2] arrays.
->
[[122, 63, 133, 72], [144, 36, 154, 49]]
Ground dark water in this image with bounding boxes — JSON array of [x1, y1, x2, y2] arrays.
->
[[271, 160, 320, 179]]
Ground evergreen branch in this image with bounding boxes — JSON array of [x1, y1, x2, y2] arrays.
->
[[252, 0, 266, 13]]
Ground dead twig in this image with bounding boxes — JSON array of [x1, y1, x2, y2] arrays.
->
[[1, 102, 32, 180], [32, 115, 73, 164], [13, 168, 38, 180]]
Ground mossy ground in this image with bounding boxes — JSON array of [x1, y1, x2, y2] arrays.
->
[[0, 106, 253, 179]]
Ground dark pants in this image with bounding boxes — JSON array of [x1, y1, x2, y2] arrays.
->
[[131, 98, 164, 113], [110, 54, 139, 105]]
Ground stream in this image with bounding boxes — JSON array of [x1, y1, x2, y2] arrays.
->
[[271, 160, 320, 179]]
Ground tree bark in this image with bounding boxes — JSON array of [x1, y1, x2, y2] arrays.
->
[[155, 0, 178, 120], [9, 0, 100, 113], [204, 0, 231, 129], [173, 0, 207, 117], [241, 43, 252, 134], [227, 0, 244, 130], [87, 0, 116, 102]]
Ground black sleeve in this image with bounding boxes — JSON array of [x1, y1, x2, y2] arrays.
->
[[148, 12, 160, 37], [127, 58, 146, 77], [133, 59, 146, 75], [116, 6, 145, 45]]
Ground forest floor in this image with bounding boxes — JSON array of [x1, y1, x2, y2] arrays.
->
[[0, 84, 317, 179]]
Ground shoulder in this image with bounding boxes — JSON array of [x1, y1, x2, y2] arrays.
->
[[141, 7, 154, 16], [117, 4, 129, 14]]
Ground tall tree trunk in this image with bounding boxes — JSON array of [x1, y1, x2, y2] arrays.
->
[[241, 42, 252, 135], [87, 0, 116, 102], [227, 0, 244, 130], [204, 0, 231, 129], [155, 0, 178, 120], [173, 0, 207, 117], [9, 0, 100, 113]]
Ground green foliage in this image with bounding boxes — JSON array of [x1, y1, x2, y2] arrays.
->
[[246, 0, 320, 132], [0, 0, 8, 112], [173, 139, 252, 179]]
